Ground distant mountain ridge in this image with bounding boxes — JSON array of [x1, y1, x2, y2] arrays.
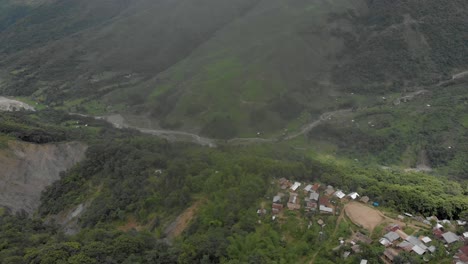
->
[[0, 0, 467, 138]]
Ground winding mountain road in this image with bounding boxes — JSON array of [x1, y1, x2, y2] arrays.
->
[[284, 109, 351, 140], [72, 109, 350, 147], [71, 113, 218, 147], [13, 74, 448, 149]]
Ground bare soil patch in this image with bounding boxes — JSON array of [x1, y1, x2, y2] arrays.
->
[[345, 202, 385, 232], [118, 217, 143, 232], [165, 200, 204, 239]]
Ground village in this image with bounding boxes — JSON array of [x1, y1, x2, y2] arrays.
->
[[257, 178, 468, 264]]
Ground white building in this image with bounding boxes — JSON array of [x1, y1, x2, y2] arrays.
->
[[334, 190, 346, 199], [290, 182, 301, 191]]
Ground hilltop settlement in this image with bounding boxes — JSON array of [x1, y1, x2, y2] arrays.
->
[[256, 178, 468, 264]]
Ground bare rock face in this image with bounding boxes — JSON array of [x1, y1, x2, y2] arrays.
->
[[0, 97, 35, 112], [0, 141, 87, 214]]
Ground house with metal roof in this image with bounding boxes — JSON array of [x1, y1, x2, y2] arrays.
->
[[384, 231, 400, 243], [287, 193, 301, 210], [272, 203, 283, 214], [325, 186, 335, 196], [379, 238, 391, 247], [273, 195, 281, 203], [304, 184, 313, 192], [406, 236, 426, 248], [412, 245, 426, 255], [309, 191, 319, 201], [442, 231, 460, 244], [398, 241, 413, 252], [421, 236, 432, 244], [360, 196, 369, 203], [347, 192, 359, 200], [334, 190, 346, 199], [463, 232, 468, 239], [290, 182, 301, 191], [319, 205, 333, 214]]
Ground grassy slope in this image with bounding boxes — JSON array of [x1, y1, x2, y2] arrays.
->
[[308, 79, 468, 178], [0, 0, 467, 171], [134, 0, 366, 136], [0, 109, 466, 263]]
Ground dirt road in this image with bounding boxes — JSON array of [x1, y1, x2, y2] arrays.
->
[[101, 115, 217, 147], [285, 109, 351, 140], [71, 109, 350, 148]]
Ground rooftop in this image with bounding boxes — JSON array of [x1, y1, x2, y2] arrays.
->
[[290, 182, 301, 191], [380, 238, 391, 247], [325, 188, 335, 196], [360, 196, 369, 203], [421, 236, 432, 244], [334, 190, 346, 199], [406, 236, 427, 250], [348, 192, 359, 200], [412, 245, 426, 255], [309, 191, 319, 201], [384, 231, 400, 242], [273, 195, 281, 203], [442, 231, 459, 244], [398, 241, 413, 251], [319, 205, 333, 213]]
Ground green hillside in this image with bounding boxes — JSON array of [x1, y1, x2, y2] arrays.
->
[[0, 0, 467, 137], [0, 109, 467, 263], [306, 78, 468, 179], [1, 1, 468, 263]]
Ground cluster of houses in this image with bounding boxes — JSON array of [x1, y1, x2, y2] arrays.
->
[[380, 224, 435, 261], [263, 178, 468, 263], [272, 178, 364, 216], [379, 221, 468, 263]]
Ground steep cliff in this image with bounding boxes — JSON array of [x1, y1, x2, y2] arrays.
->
[[0, 140, 86, 214]]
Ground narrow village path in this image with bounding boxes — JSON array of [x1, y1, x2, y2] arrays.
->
[[309, 208, 346, 264]]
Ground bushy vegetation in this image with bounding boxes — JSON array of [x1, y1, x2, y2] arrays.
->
[[1, 0, 466, 139], [0, 109, 467, 263], [0, 110, 132, 144], [0, 0, 467, 261], [308, 81, 468, 179], [332, 0, 468, 88]]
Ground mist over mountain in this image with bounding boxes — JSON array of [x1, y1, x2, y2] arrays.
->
[[0, 1, 467, 263], [1, 0, 466, 135]]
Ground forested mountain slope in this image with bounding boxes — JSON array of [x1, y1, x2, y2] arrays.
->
[[0, 0, 466, 138], [0, 109, 467, 263], [1, 1, 468, 263]]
